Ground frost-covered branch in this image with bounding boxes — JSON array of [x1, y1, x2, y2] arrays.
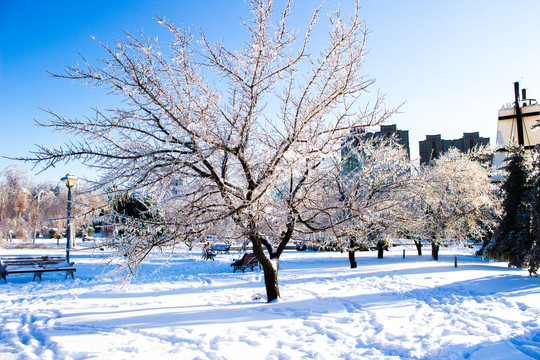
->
[[18, 0, 395, 302]]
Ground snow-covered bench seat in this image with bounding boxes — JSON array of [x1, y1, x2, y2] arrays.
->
[[0, 256, 76, 283], [231, 253, 259, 273]]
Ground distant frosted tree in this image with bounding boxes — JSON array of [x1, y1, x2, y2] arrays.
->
[[19, 0, 393, 301], [0, 167, 103, 243], [482, 146, 533, 268], [332, 136, 411, 267], [406, 148, 499, 260], [0, 166, 34, 241]]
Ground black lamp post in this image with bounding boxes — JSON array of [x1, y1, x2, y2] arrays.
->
[[61, 173, 77, 263]]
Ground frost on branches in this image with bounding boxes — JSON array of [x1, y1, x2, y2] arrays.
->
[[20, 0, 394, 302], [334, 136, 412, 267], [404, 148, 499, 260]]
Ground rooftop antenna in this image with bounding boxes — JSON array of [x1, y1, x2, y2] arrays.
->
[[514, 82, 525, 145]]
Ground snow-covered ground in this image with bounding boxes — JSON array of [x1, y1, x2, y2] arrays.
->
[[1, 239, 539, 360]]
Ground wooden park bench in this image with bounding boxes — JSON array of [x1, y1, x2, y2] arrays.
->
[[230, 253, 259, 273], [0, 256, 76, 283]]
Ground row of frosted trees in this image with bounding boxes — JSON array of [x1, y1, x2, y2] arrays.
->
[[0, 166, 103, 242], [339, 139, 540, 278], [337, 138, 498, 267], [0, 166, 68, 242]]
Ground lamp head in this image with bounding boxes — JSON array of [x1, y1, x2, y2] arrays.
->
[[61, 173, 77, 188]]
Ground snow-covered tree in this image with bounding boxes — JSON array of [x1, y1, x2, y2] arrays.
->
[[333, 135, 411, 267], [0, 166, 35, 241], [406, 148, 499, 260], [481, 146, 540, 274], [0, 166, 103, 243], [19, 0, 393, 301]]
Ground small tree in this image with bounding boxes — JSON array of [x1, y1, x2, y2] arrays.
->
[[19, 0, 393, 301], [0, 166, 34, 242], [334, 136, 411, 267], [34, 183, 68, 237], [407, 148, 499, 260]]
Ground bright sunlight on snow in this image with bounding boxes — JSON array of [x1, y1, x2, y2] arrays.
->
[[1, 240, 539, 360]]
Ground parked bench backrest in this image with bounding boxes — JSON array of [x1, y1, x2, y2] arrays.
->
[[1, 256, 65, 262], [242, 253, 257, 264], [1, 257, 70, 267]]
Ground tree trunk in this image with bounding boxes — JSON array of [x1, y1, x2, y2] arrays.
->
[[251, 235, 280, 302], [377, 240, 384, 259], [247, 219, 295, 302], [260, 257, 280, 302], [348, 250, 357, 268], [414, 240, 422, 256], [431, 242, 439, 261]]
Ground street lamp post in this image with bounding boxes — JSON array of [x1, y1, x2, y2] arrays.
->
[[61, 173, 77, 263]]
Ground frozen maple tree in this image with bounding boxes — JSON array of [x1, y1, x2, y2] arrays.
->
[[21, 0, 393, 301]]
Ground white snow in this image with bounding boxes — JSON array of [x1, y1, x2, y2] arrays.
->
[[1, 240, 539, 360]]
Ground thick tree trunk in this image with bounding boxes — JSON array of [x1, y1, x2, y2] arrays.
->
[[247, 219, 295, 302], [377, 240, 384, 259], [260, 257, 280, 302], [347, 236, 358, 268], [250, 234, 280, 302], [348, 250, 357, 268], [431, 242, 439, 261], [414, 240, 422, 256]]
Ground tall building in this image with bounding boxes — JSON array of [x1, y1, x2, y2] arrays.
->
[[342, 124, 410, 175], [378, 125, 410, 159], [419, 132, 489, 165]]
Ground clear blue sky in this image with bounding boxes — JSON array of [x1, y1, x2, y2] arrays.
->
[[2, 0, 540, 183]]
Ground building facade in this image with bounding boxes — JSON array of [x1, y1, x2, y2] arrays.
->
[[492, 83, 540, 176], [419, 132, 490, 165]]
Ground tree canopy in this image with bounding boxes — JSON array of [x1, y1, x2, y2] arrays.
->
[[20, 0, 393, 301]]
